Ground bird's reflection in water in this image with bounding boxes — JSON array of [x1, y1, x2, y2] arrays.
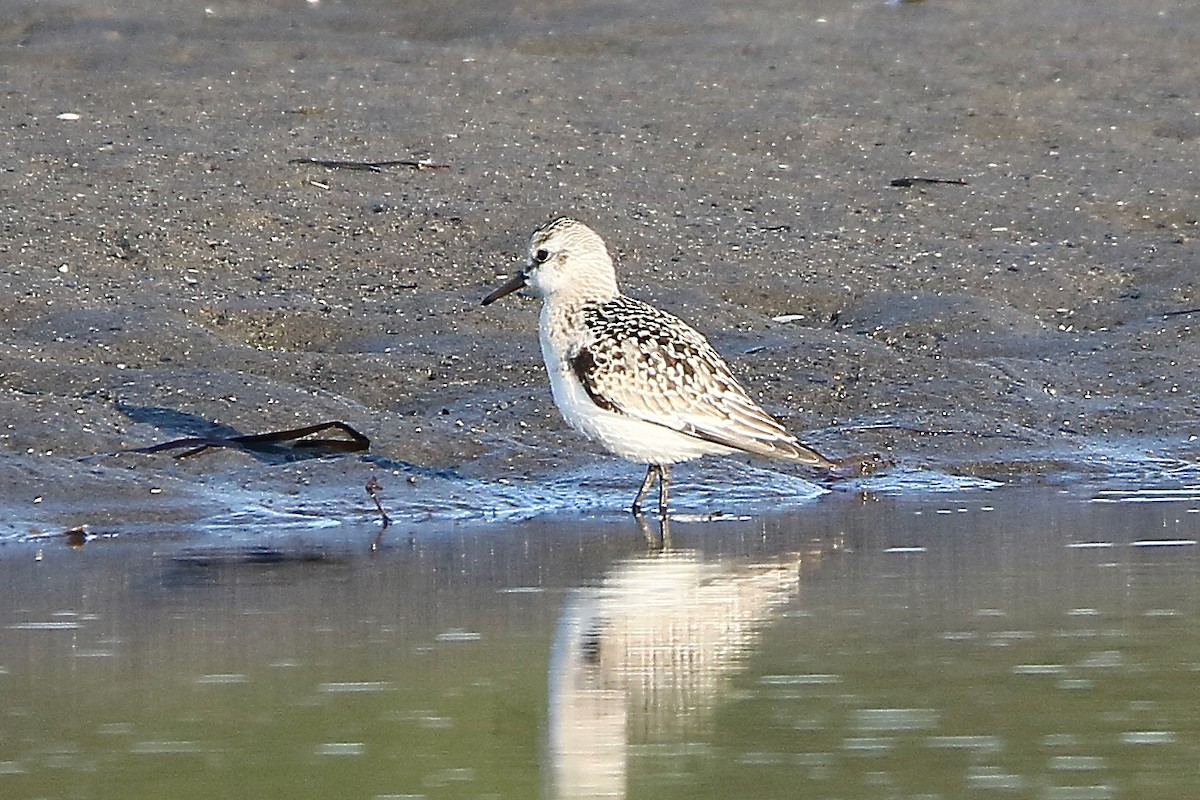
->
[[547, 533, 834, 799]]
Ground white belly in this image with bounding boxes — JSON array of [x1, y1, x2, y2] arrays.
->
[[540, 343, 732, 465]]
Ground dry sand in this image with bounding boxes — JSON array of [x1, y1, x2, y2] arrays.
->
[[1, 0, 1197, 536]]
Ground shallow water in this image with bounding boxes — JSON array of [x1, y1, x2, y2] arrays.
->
[[3, 0, 1198, 795], [3, 485, 1198, 799]]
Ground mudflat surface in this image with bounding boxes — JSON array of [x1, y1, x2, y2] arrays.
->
[[1, 0, 1198, 535]]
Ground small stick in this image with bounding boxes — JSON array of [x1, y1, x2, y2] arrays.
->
[[288, 157, 449, 172], [366, 477, 391, 530], [890, 177, 969, 187]]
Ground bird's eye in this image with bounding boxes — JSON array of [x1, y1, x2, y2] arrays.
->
[[533, 248, 550, 264]]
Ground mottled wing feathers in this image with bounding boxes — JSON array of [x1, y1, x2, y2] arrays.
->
[[572, 297, 831, 467], [570, 347, 618, 412]]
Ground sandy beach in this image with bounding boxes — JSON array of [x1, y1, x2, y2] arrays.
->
[[1, 0, 1197, 536]]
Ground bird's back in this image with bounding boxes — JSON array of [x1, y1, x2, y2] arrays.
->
[[566, 296, 832, 468]]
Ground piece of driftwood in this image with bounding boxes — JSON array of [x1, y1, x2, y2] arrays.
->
[[890, 176, 968, 187], [128, 421, 370, 460], [288, 157, 449, 172]]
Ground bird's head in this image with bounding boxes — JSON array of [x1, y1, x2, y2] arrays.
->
[[482, 217, 618, 306]]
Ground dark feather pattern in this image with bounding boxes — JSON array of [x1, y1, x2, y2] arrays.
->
[[567, 296, 830, 466]]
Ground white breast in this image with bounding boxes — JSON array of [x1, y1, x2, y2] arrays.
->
[[539, 305, 732, 465]]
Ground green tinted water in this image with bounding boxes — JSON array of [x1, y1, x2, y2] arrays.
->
[[2, 487, 1198, 799]]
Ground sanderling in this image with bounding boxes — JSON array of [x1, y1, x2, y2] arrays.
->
[[483, 217, 836, 519]]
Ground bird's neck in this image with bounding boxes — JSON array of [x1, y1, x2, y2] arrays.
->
[[545, 260, 621, 309]]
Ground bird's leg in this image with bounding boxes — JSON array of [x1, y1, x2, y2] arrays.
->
[[632, 464, 660, 516], [657, 464, 671, 521], [634, 513, 661, 549]]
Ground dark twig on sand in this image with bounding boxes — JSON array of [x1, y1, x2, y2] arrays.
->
[[288, 157, 450, 173], [1163, 307, 1200, 318], [127, 421, 370, 460], [890, 177, 969, 187]]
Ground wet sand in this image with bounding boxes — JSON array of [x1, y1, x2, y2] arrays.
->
[[1, 0, 1198, 535]]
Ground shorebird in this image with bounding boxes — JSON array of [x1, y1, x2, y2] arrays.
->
[[482, 217, 836, 519]]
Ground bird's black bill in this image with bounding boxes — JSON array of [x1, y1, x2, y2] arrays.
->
[[481, 272, 528, 306]]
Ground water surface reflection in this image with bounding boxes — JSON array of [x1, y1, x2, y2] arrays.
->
[[1, 487, 1198, 799], [548, 542, 835, 797]]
